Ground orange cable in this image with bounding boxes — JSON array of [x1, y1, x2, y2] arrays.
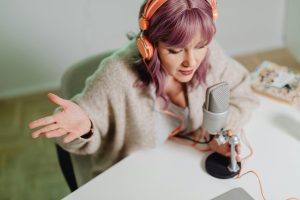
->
[[237, 170, 266, 200], [237, 129, 299, 200], [161, 105, 298, 200], [161, 108, 210, 151], [164, 111, 298, 200], [236, 129, 266, 200]]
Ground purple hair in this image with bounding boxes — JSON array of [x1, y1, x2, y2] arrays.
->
[[135, 0, 216, 105]]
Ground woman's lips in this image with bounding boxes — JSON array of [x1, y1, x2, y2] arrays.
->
[[179, 69, 193, 76]]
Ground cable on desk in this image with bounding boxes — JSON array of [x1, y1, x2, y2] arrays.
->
[[237, 129, 266, 200], [159, 104, 298, 200], [175, 134, 213, 144]]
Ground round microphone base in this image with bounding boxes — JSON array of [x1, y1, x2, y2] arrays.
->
[[205, 152, 241, 179]]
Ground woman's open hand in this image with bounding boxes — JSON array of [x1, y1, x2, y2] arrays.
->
[[28, 93, 91, 143]]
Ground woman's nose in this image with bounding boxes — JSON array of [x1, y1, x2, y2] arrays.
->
[[182, 52, 197, 68]]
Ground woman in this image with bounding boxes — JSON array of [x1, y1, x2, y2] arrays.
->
[[29, 0, 258, 186]]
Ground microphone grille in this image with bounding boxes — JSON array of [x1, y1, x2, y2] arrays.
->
[[207, 82, 230, 113]]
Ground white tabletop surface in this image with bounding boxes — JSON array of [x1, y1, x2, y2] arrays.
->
[[63, 96, 300, 200]]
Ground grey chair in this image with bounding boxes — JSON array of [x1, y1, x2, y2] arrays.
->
[[55, 50, 114, 192], [61, 51, 114, 99]]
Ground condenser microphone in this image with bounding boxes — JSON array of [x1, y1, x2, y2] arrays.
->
[[202, 81, 229, 135], [203, 81, 241, 179]]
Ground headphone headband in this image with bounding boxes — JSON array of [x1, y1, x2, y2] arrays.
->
[[137, 0, 218, 61], [139, 0, 218, 31], [210, 0, 218, 21], [139, 0, 167, 31]]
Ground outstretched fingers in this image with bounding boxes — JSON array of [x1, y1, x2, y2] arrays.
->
[[44, 128, 68, 138], [31, 123, 59, 138], [29, 116, 56, 129]]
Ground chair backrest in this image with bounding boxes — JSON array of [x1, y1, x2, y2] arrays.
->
[[61, 51, 114, 99], [55, 50, 114, 192]]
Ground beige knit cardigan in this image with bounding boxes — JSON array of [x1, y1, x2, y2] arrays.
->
[[55, 39, 259, 186]]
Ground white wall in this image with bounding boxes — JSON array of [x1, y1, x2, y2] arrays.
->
[[286, 0, 300, 62], [0, 0, 287, 98], [215, 0, 286, 55], [0, 0, 141, 98]]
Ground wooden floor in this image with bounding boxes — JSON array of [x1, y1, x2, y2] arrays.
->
[[234, 47, 300, 73], [0, 48, 299, 200], [0, 90, 69, 200]]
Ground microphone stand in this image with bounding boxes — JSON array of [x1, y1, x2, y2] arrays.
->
[[205, 130, 241, 179]]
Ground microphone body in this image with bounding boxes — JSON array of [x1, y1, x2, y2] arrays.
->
[[202, 81, 229, 135]]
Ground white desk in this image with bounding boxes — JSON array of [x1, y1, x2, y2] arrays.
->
[[63, 96, 300, 200]]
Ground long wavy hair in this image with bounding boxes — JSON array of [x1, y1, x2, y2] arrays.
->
[[134, 0, 216, 105]]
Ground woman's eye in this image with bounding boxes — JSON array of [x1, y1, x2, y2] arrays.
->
[[195, 45, 205, 49], [168, 49, 182, 54]]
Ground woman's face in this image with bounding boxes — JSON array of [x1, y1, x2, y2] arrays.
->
[[157, 34, 208, 83]]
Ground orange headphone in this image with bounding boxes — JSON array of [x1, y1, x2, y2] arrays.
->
[[137, 0, 218, 61]]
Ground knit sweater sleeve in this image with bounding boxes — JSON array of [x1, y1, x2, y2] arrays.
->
[[208, 40, 260, 134], [55, 57, 121, 155]]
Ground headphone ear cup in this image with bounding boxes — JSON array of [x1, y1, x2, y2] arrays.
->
[[137, 35, 154, 61]]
